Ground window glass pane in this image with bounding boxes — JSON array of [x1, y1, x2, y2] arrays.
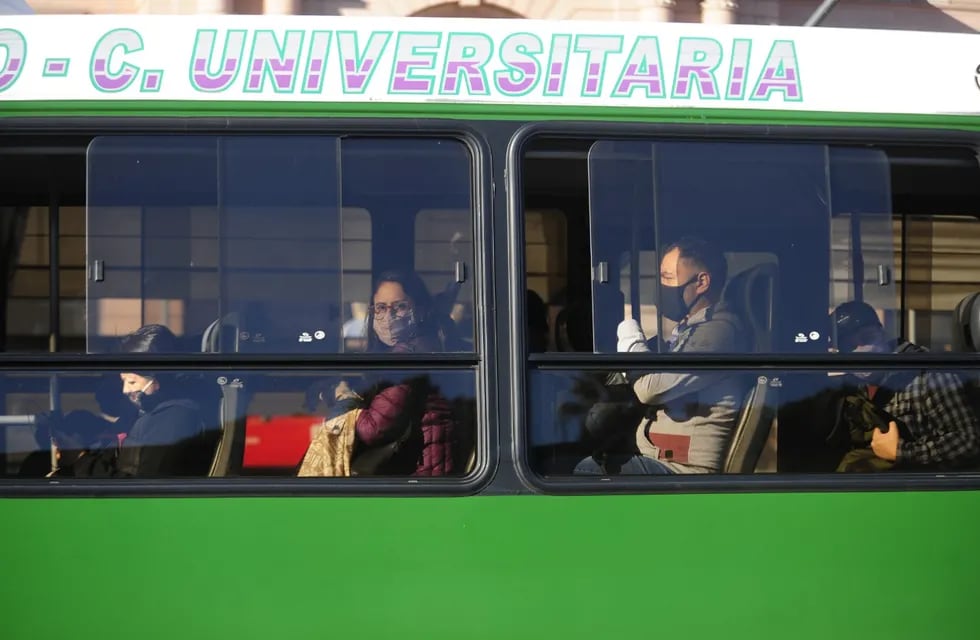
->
[[586, 141, 899, 356], [342, 138, 474, 353], [86, 136, 475, 355], [525, 209, 567, 352], [527, 365, 980, 477], [901, 216, 980, 352], [0, 368, 476, 479], [828, 148, 898, 347]]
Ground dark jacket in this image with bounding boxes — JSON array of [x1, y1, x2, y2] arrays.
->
[[355, 380, 455, 476], [75, 398, 216, 478]]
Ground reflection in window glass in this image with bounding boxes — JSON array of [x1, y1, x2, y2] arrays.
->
[[527, 366, 980, 477], [1, 368, 477, 479], [86, 136, 474, 355]]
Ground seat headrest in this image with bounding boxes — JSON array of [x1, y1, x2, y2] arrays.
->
[[953, 292, 980, 352], [201, 312, 244, 354], [721, 263, 778, 351]]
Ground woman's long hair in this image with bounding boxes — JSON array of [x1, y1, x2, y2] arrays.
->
[[365, 270, 443, 353]]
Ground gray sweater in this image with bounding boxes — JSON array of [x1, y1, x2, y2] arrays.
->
[[627, 303, 748, 473]]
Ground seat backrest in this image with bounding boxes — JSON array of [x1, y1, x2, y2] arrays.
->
[[722, 263, 778, 353], [951, 292, 980, 417], [724, 375, 779, 474], [953, 292, 980, 353], [207, 376, 248, 477], [202, 313, 254, 477]]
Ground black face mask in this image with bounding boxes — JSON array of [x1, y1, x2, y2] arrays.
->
[[659, 275, 701, 323], [127, 379, 157, 414]]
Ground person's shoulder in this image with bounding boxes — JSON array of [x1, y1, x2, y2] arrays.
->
[[149, 398, 203, 422], [703, 302, 746, 335]]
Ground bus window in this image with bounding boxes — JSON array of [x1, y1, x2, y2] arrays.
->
[[899, 215, 980, 352], [85, 135, 475, 355], [342, 138, 474, 354], [525, 209, 567, 352], [415, 209, 474, 350], [3, 205, 87, 353], [585, 140, 895, 355], [520, 135, 979, 479], [0, 368, 477, 479], [340, 207, 371, 353], [528, 364, 980, 477]]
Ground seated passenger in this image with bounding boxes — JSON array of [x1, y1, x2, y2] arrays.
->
[[354, 271, 456, 475], [831, 301, 980, 470], [76, 324, 217, 477], [576, 236, 748, 475], [367, 270, 444, 353]]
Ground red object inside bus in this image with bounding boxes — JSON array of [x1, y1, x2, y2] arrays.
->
[[242, 416, 320, 469]]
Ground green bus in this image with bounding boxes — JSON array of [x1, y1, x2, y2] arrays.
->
[[1, 13, 979, 640]]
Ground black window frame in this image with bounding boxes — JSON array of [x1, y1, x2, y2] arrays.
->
[[507, 121, 980, 495], [0, 117, 496, 498]]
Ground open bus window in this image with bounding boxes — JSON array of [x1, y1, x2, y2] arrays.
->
[[85, 135, 475, 355], [0, 368, 477, 479]]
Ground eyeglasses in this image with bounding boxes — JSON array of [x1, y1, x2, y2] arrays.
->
[[372, 301, 413, 317]]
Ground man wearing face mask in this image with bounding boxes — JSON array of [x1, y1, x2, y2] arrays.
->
[[831, 301, 980, 470], [577, 236, 749, 475]]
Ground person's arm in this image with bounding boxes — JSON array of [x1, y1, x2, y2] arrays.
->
[[627, 317, 740, 405], [354, 383, 413, 446], [895, 372, 980, 467]]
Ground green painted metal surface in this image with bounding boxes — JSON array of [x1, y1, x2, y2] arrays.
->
[[2, 491, 979, 640], [3, 100, 980, 131], [1, 100, 978, 639]]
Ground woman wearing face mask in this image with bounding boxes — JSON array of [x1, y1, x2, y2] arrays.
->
[[365, 270, 444, 353], [77, 325, 218, 477], [349, 271, 456, 476]]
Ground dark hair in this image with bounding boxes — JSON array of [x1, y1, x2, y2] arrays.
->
[[831, 301, 883, 351], [119, 324, 178, 355], [662, 236, 728, 299], [118, 324, 180, 391], [366, 270, 440, 352]]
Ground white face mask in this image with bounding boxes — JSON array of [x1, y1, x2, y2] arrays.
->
[[373, 310, 417, 347]]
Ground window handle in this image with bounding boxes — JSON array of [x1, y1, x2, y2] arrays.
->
[[454, 261, 467, 284], [595, 261, 609, 284], [90, 260, 104, 282], [877, 264, 891, 286]]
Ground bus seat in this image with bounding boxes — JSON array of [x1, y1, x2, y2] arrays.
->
[[202, 313, 254, 477], [722, 263, 778, 353], [951, 292, 980, 413], [723, 375, 778, 473], [952, 292, 980, 352]]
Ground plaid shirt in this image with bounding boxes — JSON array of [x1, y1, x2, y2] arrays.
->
[[875, 342, 980, 468]]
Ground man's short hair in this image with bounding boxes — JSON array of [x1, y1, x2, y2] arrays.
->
[[663, 236, 728, 297]]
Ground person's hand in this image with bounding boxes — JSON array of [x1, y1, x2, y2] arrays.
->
[[616, 319, 647, 352], [871, 421, 900, 461]]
